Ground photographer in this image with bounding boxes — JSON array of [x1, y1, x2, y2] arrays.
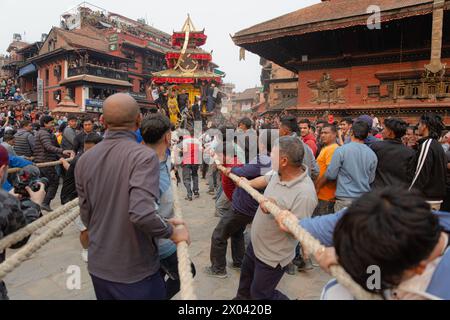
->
[[0, 145, 44, 300]]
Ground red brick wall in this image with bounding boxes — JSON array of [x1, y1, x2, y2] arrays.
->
[[74, 86, 84, 108], [38, 59, 66, 110], [296, 59, 450, 124]]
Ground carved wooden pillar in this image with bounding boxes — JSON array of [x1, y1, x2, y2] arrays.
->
[[425, 0, 446, 75]]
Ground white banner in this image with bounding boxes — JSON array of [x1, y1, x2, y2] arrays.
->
[[37, 78, 44, 107]]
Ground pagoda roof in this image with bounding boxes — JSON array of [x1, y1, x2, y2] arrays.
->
[[167, 48, 211, 55], [233, 0, 447, 45], [152, 68, 222, 84]]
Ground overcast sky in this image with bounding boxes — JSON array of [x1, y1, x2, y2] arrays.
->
[[0, 0, 319, 91]]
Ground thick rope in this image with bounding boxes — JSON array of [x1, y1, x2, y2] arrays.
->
[[170, 165, 197, 300], [0, 199, 79, 252], [8, 159, 73, 174], [214, 158, 381, 300], [0, 208, 80, 281]]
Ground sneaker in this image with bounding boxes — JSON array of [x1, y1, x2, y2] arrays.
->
[[185, 196, 193, 201], [41, 204, 53, 212], [285, 263, 297, 275], [297, 258, 314, 272], [81, 249, 88, 263], [207, 190, 215, 196], [204, 266, 228, 279], [194, 193, 200, 199]]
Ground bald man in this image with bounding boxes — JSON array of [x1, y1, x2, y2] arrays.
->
[[75, 93, 190, 300]]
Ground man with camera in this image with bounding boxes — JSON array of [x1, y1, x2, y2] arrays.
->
[[0, 145, 45, 300]]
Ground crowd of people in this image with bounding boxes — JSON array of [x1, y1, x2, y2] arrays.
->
[[0, 78, 25, 102], [0, 91, 449, 300]]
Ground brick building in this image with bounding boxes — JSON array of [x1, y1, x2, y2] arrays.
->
[[7, 3, 171, 114], [260, 59, 298, 115], [232, 87, 264, 118], [233, 0, 450, 125]]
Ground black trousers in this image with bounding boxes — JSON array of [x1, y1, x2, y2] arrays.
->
[[0, 281, 8, 300], [235, 243, 289, 300], [160, 252, 196, 300], [40, 167, 59, 206], [90, 272, 166, 300], [182, 164, 199, 197], [210, 209, 253, 273]]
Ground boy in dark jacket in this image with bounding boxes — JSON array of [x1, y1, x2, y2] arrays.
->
[[410, 113, 447, 210]]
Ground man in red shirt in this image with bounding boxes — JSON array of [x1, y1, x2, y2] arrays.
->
[[299, 119, 318, 157], [181, 129, 202, 201]]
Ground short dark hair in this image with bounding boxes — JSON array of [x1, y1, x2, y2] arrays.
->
[[276, 136, 305, 167], [40, 115, 54, 127], [340, 117, 353, 126], [298, 118, 311, 128], [141, 114, 171, 144], [68, 115, 78, 121], [384, 118, 408, 139], [352, 121, 370, 140], [3, 132, 15, 142], [322, 123, 337, 134], [20, 120, 31, 128], [84, 133, 103, 145], [316, 120, 328, 126], [419, 113, 445, 139], [407, 125, 417, 132], [82, 117, 93, 124], [238, 117, 252, 130], [334, 188, 441, 293], [280, 116, 300, 136]]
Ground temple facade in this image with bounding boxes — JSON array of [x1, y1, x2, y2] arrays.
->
[[233, 0, 450, 124]]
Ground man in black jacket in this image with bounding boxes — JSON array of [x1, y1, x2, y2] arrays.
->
[[410, 113, 447, 210], [371, 118, 415, 190], [72, 118, 94, 155], [14, 120, 34, 158], [0, 145, 43, 300], [34, 116, 74, 212]]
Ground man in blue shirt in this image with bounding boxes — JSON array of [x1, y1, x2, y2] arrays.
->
[[325, 121, 378, 212], [141, 113, 196, 299], [273, 187, 449, 299], [205, 130, 272, 278], [2, 156, 39, 192], [298, 188, 449, 300]]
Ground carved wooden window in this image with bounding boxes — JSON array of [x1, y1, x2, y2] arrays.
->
[[428, 86, 436, 94], [368, 86, 380, 97], [53, 65, 62, 82], [355, 86, 361, 95], [45, 69, 50, 85], [53, 90, 61, 102], [445, 85, 450, 94], [398, 87, 405, 97], [412, 86, 419, 96]]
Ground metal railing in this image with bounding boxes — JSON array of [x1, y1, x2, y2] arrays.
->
[[68, 64, 128, 81]]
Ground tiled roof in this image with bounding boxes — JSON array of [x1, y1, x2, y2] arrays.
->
[[234, 87, 262, 101], [60, 75, 132, 87], [56, 26, 109, 52], [233, 0, 439, 44], [7, 41, 30, 52]]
